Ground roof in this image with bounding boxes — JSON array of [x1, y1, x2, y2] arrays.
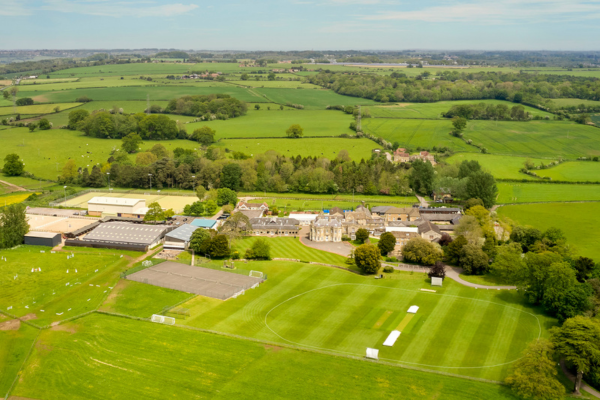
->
[[422, 214, 460, 222], [329, 207, 344, 216], [250, 217, 300, 230], [289, 213, 319, 221], [83, 222, 167, 245], [371, 206, 393, 214], [25, 231, 60, 239], [313, 217, 341, 227], [416, 219, 442, 235], [237, 201, 268, 210], [190, 219, 217, 228], [88, 197, 144, 207], [391, 231, 420, 239], [385, 207, 421, 216], [165, 224, 199, 242], [238, 209, 264, 219], [419, 207, 461, 214]]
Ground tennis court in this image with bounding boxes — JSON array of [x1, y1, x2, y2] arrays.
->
[[58, 191, 199, 213], [127, 261, 264, 300]]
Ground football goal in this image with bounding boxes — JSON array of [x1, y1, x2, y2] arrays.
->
[[151, 314, 176, 325], [249, 270, 264, 279], [232, 289, 245, 299]]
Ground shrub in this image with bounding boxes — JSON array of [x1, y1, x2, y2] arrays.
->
[[383, 266, 394, 273]]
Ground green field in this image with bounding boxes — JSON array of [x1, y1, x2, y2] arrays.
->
[[550, 98, 600, 107], [240, 191, 418, 205], [364, 118, 600, 158], [536, 161, 600, 182], [217, 137, 380, 160], [186, 108, 354, 139], [230, 80, 321, 89], [0, 102, 81, 116], [0, 246, 129, 326], [366, 100, 553, 119], [30, 85, 267, 104], [8, 313, 525, 400], [445, 154, 551, 180], [254, 196, 415, 211], [0, 322, 38, 397], [498, 202, 600, 261], [256, 88, 377, 109], [497, 182, 600, 203], [47, 63, 200, 77], [0, 128, 200, 180]]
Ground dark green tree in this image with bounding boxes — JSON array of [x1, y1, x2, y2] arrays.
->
[[251, 238, 271, 260], [121, 133, 143, 153], [458, 160, 481, 179], [208, 235, 230, 258], [354, 243, 381, 274], [460, 243, 489, 275], [286, 124, 304, 138], [409, 159, 435, 195], [37, 118, 51, 130], [191, 126, 216, 145], [189, 228, 211, 254], [355, 228, 369, 244], [220, 164, 242, 191], [445, 235, 468, 265], [463, 198, 484, 211], [377, 232, 396, 256], [216, 188, 238, 206], [0, 204, 29, 249], [465, 171, 497, 208], [3, 154, 24, 176], [87, 165, 105, 188], [68, 109, 90, 129]]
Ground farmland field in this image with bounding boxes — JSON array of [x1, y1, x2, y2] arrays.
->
[[0, 323, 38, 397], [366, 100, 553, 119], [0, 192, 34, 206], [8, 313, 524, 400], [256, 88, 378, 109], [550, 98, 600, 107], [229, 80, 321, 89], [217, 137, 380, 160], [498, 203, 600, 261], [497, 182, 600, 203], [186, 108, 354, 138], [445, 154, 550, 180], [0, 102, 81, 116], [535, 161, 600, 182]]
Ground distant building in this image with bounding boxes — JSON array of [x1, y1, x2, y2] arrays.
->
[[67, 222, 168, 251], [393, 149, 410, 163], [87, 197, 148, 218], [288, 212, 319, 226], [383, 207, 421, 222], [164, 224, 199, 250], [24, 231, 61, 247], [250, 217, 300, 236], [236, 201, 269, 211]]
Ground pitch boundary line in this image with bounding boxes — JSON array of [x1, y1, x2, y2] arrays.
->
[[264, 283, 541, 370]]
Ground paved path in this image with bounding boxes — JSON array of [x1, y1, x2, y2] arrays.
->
[[560, 359, 600, 398], [298, 226, 354, 257], [415, 194, 429, 208]]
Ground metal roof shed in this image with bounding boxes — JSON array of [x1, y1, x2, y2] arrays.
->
[[24, 231, 61, 247], [190, 219, 217, 229]]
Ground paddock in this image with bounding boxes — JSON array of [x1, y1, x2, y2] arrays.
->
[[127, 262, 263, 300]]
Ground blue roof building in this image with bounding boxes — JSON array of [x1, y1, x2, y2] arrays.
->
[[190, 219, 217, 229]]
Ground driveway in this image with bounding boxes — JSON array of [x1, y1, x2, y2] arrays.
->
[[298, 226, 354, 257]]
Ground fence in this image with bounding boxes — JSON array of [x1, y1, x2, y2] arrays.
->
[[48, 188, 199, 207]]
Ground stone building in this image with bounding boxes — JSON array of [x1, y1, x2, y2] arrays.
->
[[309, 216, 343, 242]]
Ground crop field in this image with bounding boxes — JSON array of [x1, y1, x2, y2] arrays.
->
[[217, 137, 380, 160], [445, 154, 550, 180], [8, 313, 524, 400], [0, 174, 57, 190], [58, 191, 200, 213], [0, 102, 81, 116], [47, 63, 199, 77], [230, 80, 321, 89], [0, 246, 129, 326], [17, 77, 160, 92], [365, 100, 553, 119], [497, 182, 600, 203], [164, 260, 550, 381], [186, 108, 354, 138], [535, 161, 600, 182], [0, 192, 34, 206], [232, 237, 350, 267], [498, 202, 600, 261], [20, 77, 79, 85], [0, 128, 200, 180], [30, 85, 267, 103], [256, 88, 378, 109]]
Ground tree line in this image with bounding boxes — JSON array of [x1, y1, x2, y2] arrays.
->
[[442, 103, 533, 121]]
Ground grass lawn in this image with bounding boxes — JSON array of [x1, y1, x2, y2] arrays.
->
[[256, 197, 414, 212], [99, 279, 194, 318], [232, 237, 350, 267], [167, 260, 552, 381], [185, 108, 354, 139], [30, 85, 267, 104], [366, 100, 552, 119], [217, 137, 381, 161], [497, 182, 600, 203], [0, 245, 129, 326], [536, 161, 600, 182], [0, 174, 56, 190], [0, 128, 200, 180], [255, 88, 377, 109], [458, 274, 513, 286], [0, 322, 39, 398], [498, 203, 600, 261], [0, 103, 81, 116], [445, 153, 549, 180], [11, 313, 526, 399], [241, 191, 418, 205]]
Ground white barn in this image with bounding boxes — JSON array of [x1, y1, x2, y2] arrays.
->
[[88, 197, 148, 218]]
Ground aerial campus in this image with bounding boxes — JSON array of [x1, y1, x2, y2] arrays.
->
[[1, 4, 600, 400]]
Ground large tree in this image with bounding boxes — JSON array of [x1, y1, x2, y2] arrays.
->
[[121, 133, 143, 153], [0, 204, 29, 249], [191, 126, 216, 146], [355, 228, 369, 244], [189, 228, 211, 254], [220, 164, 242, 191], [144, 202, 165, 221], [216, 188, 237, 206], [542, 261, 590, 322], [61, 159, 78, 183], [459, 243, 489, 275], [354, 243, 381, 274], [409, 159, 435, 195], [445, 235, 468, 265], [220, 211, 250, 240], [551, 316, 600, 394], [377, 232, 396, 256], [490, 242, 525, 283], [286, 124, 304, 138], [250, 238, 271, 260], [208, 235, 230, 258], [465, 171, 498, 208], [3, 154, 24, 176], [505, 339, 565, 400], [402, 237, 443, 266]]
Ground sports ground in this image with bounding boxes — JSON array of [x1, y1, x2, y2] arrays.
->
[[58, 191, 199, 213], [27, 214, 96, 233]]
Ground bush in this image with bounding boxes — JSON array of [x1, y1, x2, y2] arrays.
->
[[383, 266, 394, 273]]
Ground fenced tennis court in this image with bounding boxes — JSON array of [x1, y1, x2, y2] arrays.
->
[[126, 261, 264, 300]]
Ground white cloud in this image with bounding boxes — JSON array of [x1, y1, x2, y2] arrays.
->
[[0, 0, 31, 16], [41, 0, 199, 17], [362, 0, 600, 23]]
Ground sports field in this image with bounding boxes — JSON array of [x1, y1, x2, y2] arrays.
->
[[218, 138, 380, 160], [0, 246, 129, 326], [58, 191, 199, 213], [497, 182, 600, 203], [8, 313, 524, 400], [253, 197, 415, 211], [240, 191, 418, 205], [445, 154, 549, 180], [185, 108, 354, 138], [498, 202, 600, 261], [535, 161, 600, 182]]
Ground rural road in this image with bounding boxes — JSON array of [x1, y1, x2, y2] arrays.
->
[[0, 179, 27, 192], [560, 359, 600, 398], [415, 194, 429, 207]]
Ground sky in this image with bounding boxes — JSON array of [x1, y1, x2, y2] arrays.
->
[[1, 0, 600, 50]]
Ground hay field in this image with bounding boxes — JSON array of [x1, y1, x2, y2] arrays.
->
[[59, 191, 199, 213], [0, 102, 81, 116], [497, 182, 600, 203], [256, 88, 378, 109]]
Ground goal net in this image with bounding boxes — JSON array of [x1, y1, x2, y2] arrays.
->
[[151, 314, 176, 325], [232, 289, 245, 299], [431, 277, 443, 287], [249, 270, 264, 278]]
